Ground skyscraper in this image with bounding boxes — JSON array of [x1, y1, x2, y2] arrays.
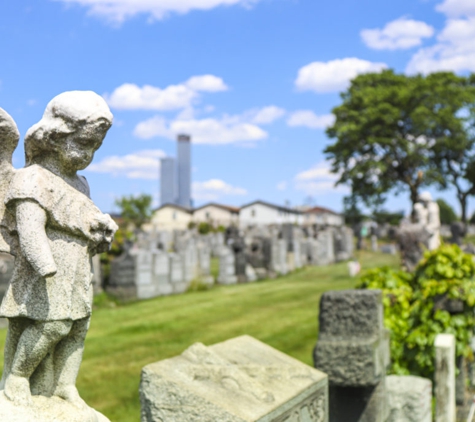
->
[[160, 157, 176, 205], [177, 134, 191, 208]]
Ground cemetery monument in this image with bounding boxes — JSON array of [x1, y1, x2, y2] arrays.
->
[[0, 92, 118, 421]]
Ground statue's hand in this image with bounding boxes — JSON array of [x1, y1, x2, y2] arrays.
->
[[89, 214, 118, 251]]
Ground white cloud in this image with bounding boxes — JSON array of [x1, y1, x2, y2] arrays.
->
[[250, 106, 286, 124], [104, 74, 227, 111], [276, 181, 288, 191], [53, 0, 262, 24], [406, 17, 475, 73], [134, 114, 268, 145], [186, 75, 228, 92], [87, 149, 165, 179], [361, 17, 434, 50], [287, 110, 335, 129], [193, 179, 247, 201], [295, 58, 388, 93], [436, 0, 475, 17], [293, 162, 348, 195]]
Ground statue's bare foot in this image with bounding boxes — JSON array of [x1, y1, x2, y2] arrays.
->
[[4, 374, 33, 406], [54, 385, 87, 409]]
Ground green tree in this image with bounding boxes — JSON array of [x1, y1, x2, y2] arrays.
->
[[325, 70, 475, 213], [429, 73, 475, 223], [342, 196, 366, 226], [372, 209, 405, 226], [115, 194, 153, 230], [436, 198, 458, 225]]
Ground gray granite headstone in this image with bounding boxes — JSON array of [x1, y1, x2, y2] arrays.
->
[[314, 289, 390, 422]]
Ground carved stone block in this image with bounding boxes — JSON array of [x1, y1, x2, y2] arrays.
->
[[140, 335, 328, 422]]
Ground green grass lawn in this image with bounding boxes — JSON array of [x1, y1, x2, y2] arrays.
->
[[0, 250, 398, 421]]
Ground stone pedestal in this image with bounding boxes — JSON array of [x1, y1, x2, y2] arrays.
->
[[140, 335, 328, 422], [314, 290, 389, 422], [386, 375, 432, 422], [435, 333, 456, 422], [0, 392, 110, 422]]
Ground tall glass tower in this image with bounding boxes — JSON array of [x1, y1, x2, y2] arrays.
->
[[160, 157, 176, 205], [177, 134, 191, 208]]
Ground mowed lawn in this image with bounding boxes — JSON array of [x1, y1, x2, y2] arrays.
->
[[0, 250, 398, 422]]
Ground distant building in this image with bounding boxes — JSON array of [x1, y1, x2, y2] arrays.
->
[[177, 134, 191, 208], [239, 200, 303, 227], [160, 157, 176, 205], [193, 203, 240, 227], [150, 203, 193, 232], [303, 206, 343, 226]]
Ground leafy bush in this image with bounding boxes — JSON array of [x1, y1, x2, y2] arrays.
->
[[357, 244, 475, 378]]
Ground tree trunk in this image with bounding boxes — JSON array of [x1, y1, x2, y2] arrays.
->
[[410, 186, 420, 222], [459, 194, 468, 225]]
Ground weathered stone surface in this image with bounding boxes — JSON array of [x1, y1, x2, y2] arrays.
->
[[314, 290, 389, 422], [0, 392, 110, 422], [0, 92, 117, 420], [140, 335, 328, 422], [385, 375, 432, 422], [435, 333, 456, 422]]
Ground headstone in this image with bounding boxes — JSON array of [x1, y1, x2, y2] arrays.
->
[[140, 335, 329, 422], [245, 264, 257, 282], [108, 248, 137, 299], [136, 249, 155, 299], [435, 333, 456, 422], [348, 260, 361, 277], [153, 250, 172, 296], [169, 253, 187, 293], [380, 244, 397, 255], [197, 244, 214, 286], [450, 222, 467, 246], [396, 225, 429, 272], [385, 375, 432, 422], [371, 235, 378, 252], [314, 290, 390, 422], [217, 247, 238, 285], [91, 254, 103, 295]]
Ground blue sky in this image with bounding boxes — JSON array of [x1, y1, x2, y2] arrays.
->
[[0, 0, 474, 214]]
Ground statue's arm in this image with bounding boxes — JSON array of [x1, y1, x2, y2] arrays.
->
[[16, 200, 57, 277]]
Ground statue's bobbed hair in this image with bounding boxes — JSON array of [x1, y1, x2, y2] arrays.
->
[[25, 91, 113, 165]]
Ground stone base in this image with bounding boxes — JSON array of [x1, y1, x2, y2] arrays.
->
[[0, 392, 110, 422]]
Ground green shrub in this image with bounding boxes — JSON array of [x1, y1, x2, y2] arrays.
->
[[357, 244, 475, 378]]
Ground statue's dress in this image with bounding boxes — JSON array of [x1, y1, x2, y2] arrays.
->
[[0, 165, 106, 321]]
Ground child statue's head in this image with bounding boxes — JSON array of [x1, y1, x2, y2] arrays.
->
[[0, 108, 20, 163], [25, 91, 113, 171]]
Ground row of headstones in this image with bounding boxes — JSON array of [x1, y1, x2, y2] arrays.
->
[[107, 225, 354, 300], [217, 226, 354, 284], [108, 234, 214, 300], [139, 289, 458, 422]]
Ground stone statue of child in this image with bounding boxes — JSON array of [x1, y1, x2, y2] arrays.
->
[[0, 91, 118, 418], [414, 191, 441, 251]]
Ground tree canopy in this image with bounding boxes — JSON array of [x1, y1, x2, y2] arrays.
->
[[325, 70, 475, 218], [115, 194, 153, 230]]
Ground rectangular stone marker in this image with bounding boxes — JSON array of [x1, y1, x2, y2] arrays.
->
[[435, 333, 456, 422], [385, 375, 432, 422], [169, 253, 187, 294], [140, 335, 329, 422], [153, 250, 172, 296], [314, 289, 390, 422], [217, 247, 238, 285], [136, 249, 155, 299]]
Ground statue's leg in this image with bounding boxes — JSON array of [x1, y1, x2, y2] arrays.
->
[[4, 319, 73, 405], [53, 317, 90, 407], [0, 317, 31, 390]]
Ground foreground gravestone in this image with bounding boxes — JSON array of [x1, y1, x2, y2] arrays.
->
[[435, 333, 456, 422], [0, 93, 118, 421], [140, 335, 329, 422], [385, 375, 432, 422], [313, 290, 390, 422]]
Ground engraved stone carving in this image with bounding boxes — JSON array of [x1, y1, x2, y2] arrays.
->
[[0, 92, 118, 422], [140, 335, 328, 422]]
